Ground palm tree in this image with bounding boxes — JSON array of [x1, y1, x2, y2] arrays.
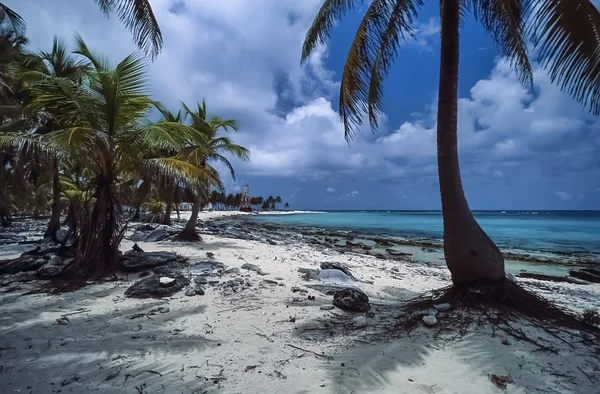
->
[[284, 202, 289, 210], [275, 196, 282, 210], [1, 0, 162, 59], [16, 36, 90, 239], [25, 36, 212, 279], [303, 0, 600, 285], [175, 100, 250, 241]]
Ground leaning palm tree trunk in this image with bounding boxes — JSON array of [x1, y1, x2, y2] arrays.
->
[[45, 159, 61, 239], [177, 193, 201, 241], [437, 0, 504, 285], [0, 152, 10, 227]]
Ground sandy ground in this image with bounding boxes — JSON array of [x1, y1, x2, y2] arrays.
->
[[0, 217, 599, 394]]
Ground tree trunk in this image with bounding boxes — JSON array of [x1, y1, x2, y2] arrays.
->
[[74, 173, 122, 279], [437, 0, 504, 285], [132, 180, 151, 220], [161, 192, 172, 225], [0, 152, 10, 227], [176, 194, 201, 241], [45, 160, 61, 239]]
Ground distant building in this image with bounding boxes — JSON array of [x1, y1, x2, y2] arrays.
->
[[240, 184, 252, 212]]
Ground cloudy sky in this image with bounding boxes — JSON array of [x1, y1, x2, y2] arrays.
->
[[8, 0, 600, 210]]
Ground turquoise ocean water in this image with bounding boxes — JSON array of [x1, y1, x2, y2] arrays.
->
[[248, 211, 600, 262]]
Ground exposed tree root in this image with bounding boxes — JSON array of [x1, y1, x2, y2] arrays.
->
[[399, 278, 600, 351]]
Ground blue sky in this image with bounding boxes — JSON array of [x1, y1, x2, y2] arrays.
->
[[8, 0, 600, 210]]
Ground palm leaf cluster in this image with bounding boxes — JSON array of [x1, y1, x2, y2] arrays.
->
[[302, 0, 600, 139], [0, 31, 249, 279]]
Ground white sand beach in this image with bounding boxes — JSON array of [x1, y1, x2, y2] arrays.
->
[[0, 215, 599, 394]]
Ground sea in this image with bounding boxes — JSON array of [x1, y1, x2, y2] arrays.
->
[[246, 210, 600, 275]]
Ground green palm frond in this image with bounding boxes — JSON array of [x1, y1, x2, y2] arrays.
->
[[207, 115, 239, 132], [43, 127, 101, 159], [301, 0, 363, 63], [0, 3, 25, 35], [93, 0, 163, 60], [526, 0, 600, 115], [134, 121, 208, 150], [467, 0, 532, 86], [142, 157, 224, 191]]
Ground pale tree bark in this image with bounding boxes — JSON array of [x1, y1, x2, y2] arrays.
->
[[45, 160, 61, 239], [437, 0, 504, 285], [176, 193, 201, 241]]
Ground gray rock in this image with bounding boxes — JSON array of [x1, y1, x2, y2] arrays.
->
[[194, 285, 205, 295], [121, 251, 179, 272], [223, 268, 241, 275], [38, 256, 74, 278], [0, 255, 47, 275], [320, 262, 355, 279], [159, 277, 176, 287], [352, 315, 369, 328], [124, 269, 189, 299], [261, 279, 279, 286], [291, 286, 302, 293], [145, 225, 179, 242], [393, 311, 406, 319], [333, 288, 371, 312], [194, 276, 208, 285], [223, 288, 233, 296], [422, 315, 438, 327], [185, 287, 196, 296], [241, 263, 269, 276], [55, 229, 69, 243], [266, 238, 278, 245], [320, 305, 335, 311], [298, 268, 321, 281], [320, 269, 354, 285], [434, 303, 451, 312]]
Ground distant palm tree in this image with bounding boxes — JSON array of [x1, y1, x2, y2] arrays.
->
[[275, 196, 282, 210], [284, 202, 289, 210], [1, 0, 162, 59], [303, 0, 600, 285], [176, 100, 250, 241]]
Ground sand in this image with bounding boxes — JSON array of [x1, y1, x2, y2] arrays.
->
[[0, 215, 598, 394]]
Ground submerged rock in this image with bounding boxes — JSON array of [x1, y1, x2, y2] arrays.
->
[[319, 305, 335, 311], [386, 248, 412, 257], [332, 288, 371, 312], [241, 263, 269, 275], [569, 270, 600, 283]]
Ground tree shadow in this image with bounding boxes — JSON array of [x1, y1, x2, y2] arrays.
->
[[0, 285, 224, 393], [291, 288, 599, 394]]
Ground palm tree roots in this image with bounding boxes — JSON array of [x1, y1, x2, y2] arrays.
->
[[174, 228, 201, 242], [400, 278, 599, 350]]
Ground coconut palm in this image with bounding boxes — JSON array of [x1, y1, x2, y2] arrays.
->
[[302, 0, 600, 285], [275, 196, 282, 210], [176, 100, 250, 241], [1, 0, 162, 59], [25, 36, 217, 279], [14, 36, 91, 239]]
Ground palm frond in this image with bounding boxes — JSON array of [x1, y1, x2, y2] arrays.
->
[[142, 157, 224, 191], [0, 3, 26, 35], [526, 0, 600, 114], [134, 121, 207, 150], [468, 0, 532, 86], [94, 0, 163, 60], [336, 0, 421, 138], [301, 0, 363, 63]]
